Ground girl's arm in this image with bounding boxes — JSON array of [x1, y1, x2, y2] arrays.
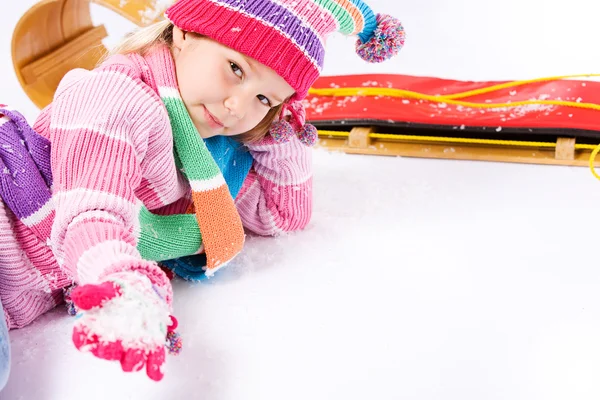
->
[[235, 115, 313, 236], [34, 62, 175, 380], [37, 64, 171, 283]]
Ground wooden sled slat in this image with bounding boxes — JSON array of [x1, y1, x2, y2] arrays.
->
[[20, 25, 108, 86], [93, 0, 169, 26], [317, 128, 600, 167], [554, 137, 576, 161]]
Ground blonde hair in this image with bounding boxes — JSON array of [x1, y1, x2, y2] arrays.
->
[[102, 19, 174, 61], [103, 19, 284, 143]]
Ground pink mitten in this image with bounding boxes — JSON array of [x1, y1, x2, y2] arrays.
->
[[269, 101, 318, 146], [70, 269, 173, 381]]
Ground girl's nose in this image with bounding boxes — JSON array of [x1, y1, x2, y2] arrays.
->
[[224, 92, 251, 120]]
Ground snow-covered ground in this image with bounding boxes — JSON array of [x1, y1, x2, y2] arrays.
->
[[2, 1, 600, 399]]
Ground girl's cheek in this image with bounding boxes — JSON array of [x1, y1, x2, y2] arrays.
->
[[219, 67, 235, 90], [247, 108, 270, 131], [233, 114, 260, 134]]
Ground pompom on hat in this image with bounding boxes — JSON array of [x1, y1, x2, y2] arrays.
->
[[165, 0, 405, 100]]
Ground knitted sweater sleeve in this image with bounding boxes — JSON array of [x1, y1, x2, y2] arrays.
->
[[234, 136, 313, 236], [39, 64, 174, 284]]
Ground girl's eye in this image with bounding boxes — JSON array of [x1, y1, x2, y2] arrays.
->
[[257, 95, 272, 107], [230, 62, 243, 78]]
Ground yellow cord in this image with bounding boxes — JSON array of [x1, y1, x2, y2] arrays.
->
[[309, 74, 600, 177], [590, 144, 600, 180], [438, 74, 600, 100]]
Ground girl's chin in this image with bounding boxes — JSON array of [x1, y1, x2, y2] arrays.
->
[[198, 127, 241, 139], [198, 131, 216, 139], [193, 120, 237, 138], [194, 123, 219, 139]]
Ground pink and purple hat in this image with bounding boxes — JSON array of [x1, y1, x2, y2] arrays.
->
[[165, 0, 406, 100]]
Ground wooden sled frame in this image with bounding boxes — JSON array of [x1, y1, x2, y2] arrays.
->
[[11, 0, 166, 109], [319, 128, 597, 167], [11, 0, 600, 169]]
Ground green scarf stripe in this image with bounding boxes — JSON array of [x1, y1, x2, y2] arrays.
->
[[137, 205, 202, 261], [162, 96, 222, 180], [314, 0, 355, 34]]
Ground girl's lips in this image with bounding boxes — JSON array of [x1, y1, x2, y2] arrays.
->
[[203, 106, 224, 129]]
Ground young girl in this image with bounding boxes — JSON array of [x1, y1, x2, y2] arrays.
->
[[0, 0, 405, 384]]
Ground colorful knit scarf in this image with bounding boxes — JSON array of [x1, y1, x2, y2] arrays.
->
[[151, 51, 245, 277]]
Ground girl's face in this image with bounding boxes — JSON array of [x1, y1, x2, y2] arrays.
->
[[171, 27, 295, 139]]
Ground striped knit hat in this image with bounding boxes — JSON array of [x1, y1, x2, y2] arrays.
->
[[165, 0, 405, 100]]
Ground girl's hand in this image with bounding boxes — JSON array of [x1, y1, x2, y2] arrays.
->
[[268, 101, 318, 147], [70, 270, 174, 381]]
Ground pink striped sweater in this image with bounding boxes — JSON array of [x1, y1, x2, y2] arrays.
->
[[0, 46, 312, 330]]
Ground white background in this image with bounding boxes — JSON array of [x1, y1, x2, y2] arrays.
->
[[2, 0, 600, 399]]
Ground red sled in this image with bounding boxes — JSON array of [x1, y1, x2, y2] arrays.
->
[[304, 74, 600, 167]]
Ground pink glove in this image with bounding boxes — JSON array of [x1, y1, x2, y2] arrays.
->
[[70, 267, 174, 381], [269, 101, 318, 146]]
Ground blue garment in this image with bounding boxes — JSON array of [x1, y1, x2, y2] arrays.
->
[[0, 298, 10, 391], [161, 136, 253, 281], [203, 135, 253, 199]]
